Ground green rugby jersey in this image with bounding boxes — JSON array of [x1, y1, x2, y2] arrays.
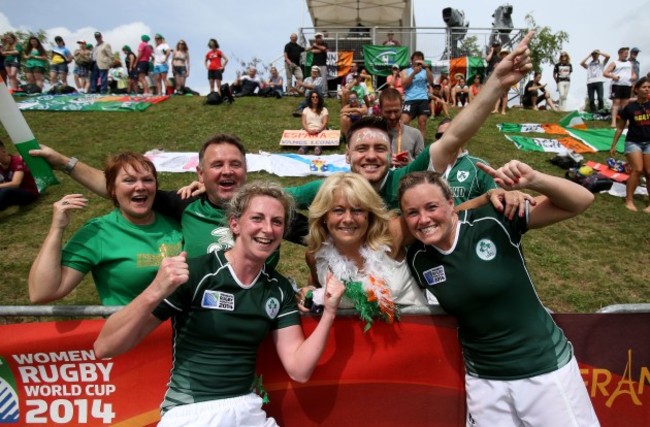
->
[[153, 250, 300, 413], [445, 152, 497, 205], [407, 205, 572, 379]]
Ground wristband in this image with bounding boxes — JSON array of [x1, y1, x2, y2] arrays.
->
[[63, 157, 78, 175]]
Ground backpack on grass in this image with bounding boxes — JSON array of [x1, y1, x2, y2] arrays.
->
[[206, 91, 223, 105]]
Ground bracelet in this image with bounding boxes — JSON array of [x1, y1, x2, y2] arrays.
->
[[63, 157, 78, 175]]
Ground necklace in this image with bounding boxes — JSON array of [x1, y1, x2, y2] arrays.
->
[[315, 239, 397, 331]]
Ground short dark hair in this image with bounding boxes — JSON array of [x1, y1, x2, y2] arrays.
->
[[379, 87, 402, 107], [411, 51, 425, 60], [208, 38, 220, 49], [346, 116, 389, 145], [633, 77, 648, 94], [198, 133, 247, 168]]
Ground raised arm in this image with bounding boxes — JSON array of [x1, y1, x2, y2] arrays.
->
[[272, 272, 344, 383], [477, 160, 594, 229], [94, 253, 189, 358], [428, 31, 534, 173], [29, 144, 108, 197], [28, 195, 88, 303]]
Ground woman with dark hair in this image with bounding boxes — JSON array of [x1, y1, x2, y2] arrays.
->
[[29, 152, 183, 305], [122, 45, 138, 94], [299, 90, 328, 155], [205, 38, 228, 94], [172, 39, 190, 94], [23, 36, 48, 89], [398, 163, 598, 426], [49, 36, 73, 86], [94, 181, 345, 426], [610, 77, 650, 212]]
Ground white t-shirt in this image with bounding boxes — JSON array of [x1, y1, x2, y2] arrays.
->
[[153, 43, 170, 66], [586, 59, 605, 84]]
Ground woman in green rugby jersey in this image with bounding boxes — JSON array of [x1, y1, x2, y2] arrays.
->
[[398, 161, 599, 426], [94, 181, 345, 427]]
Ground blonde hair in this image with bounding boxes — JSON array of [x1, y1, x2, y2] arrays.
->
[[228, 181, 295, 238], [307, 173, 392, 253]]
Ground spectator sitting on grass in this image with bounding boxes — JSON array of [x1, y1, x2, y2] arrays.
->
[[0, 138, 39, 212], [340, 92, 368, 138], [429, 84, 450, 119], [299, 91, 328, 155], [522, 71, 558, 111], [232, 66, 263, 96], [259, 66, 284, 98], [450, 73, 469, 107]]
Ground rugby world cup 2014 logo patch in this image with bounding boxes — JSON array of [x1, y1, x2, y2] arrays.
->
[[0, 356, 19, 423], [265, 298, 280, 319], [476, 239, 497, 261]]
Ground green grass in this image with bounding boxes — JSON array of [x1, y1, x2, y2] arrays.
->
[[1, 95, 649, 315]]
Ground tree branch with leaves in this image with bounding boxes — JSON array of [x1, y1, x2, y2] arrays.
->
[[525, 14, 569, 72]]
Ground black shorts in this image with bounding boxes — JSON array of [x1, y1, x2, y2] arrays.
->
[[208, 69, 223, 80], [173, 66, 187, 77], [402, 99, 431, 118], [611, 85, 632, 100], [136, 61, 149, 75]]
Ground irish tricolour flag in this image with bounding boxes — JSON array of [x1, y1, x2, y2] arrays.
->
[[305, 51, 354, 80], [0, 76, 58, 192]]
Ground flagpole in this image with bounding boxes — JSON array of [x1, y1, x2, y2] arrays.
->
[[0, 75, 59, 192]]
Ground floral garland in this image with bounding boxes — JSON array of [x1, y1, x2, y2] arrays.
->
[[315, 240, 398, 331]]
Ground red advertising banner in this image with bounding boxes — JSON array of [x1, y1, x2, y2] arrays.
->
[[0, 314, 648, 426]]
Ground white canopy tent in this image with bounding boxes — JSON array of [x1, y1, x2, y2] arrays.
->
[[305, 0, 415, 28]]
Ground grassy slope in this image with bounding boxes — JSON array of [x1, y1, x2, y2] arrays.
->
[[1, 95, 648, 313]]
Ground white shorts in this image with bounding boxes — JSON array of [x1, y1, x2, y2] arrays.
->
[[158, 393, 278, 427], [465, 356, 599, 427]]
